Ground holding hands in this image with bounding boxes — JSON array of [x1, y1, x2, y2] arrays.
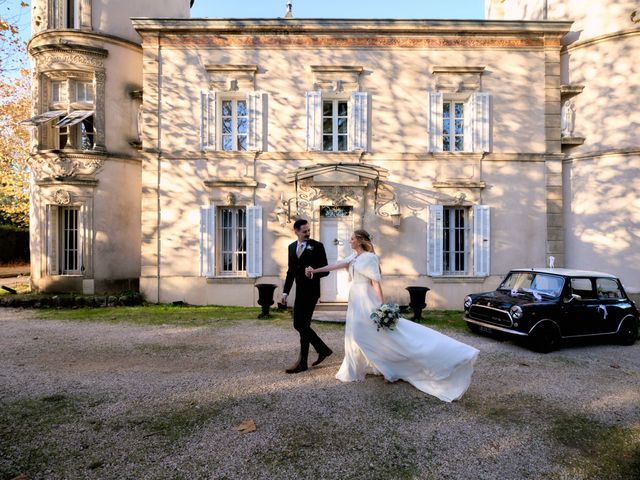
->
[[305, 266, 315, 278]]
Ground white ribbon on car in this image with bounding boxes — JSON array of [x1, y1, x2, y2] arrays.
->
[[597, 304, 608, 319]]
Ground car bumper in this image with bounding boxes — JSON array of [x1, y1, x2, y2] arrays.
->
[[464, 316, 529, 336]]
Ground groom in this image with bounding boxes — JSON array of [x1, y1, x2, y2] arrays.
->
[[281, 219, 333, 373]]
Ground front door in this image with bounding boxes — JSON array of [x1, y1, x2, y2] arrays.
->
[[320, 206, 353, 302]]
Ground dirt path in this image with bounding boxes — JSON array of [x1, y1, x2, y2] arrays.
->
[[1, 309, 639, 479]]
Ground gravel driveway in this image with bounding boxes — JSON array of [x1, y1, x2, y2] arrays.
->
[[1, 308, 639, 480]]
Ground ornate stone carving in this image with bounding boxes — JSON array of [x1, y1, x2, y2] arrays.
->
[[631, 10, 640, 24], [35, 52, 104, 70], [53, 189, 71, 205], [31, 154, 105, 180]]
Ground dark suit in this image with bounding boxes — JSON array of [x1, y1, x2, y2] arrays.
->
[[283, 238, 331, 365]]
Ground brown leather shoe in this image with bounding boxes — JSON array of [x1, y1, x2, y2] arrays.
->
[[285, 363, 308, 374], [312, 350, 333, 367]]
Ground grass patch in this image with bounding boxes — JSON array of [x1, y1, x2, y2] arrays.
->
[[36, 304, 291, 327], [0, 393, 97, 479], [551, 414, 640, 479], [0, 283, 31, 295], [416, 310, 466, 331]]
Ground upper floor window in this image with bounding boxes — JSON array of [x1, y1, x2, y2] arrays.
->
[[443, 101, 465, 152], [200, 91, 265, 152], [75, 81, 94, 103], [428, 92, 491, 153], [306, 91, 369, 152], [221, 99, 248, 151], [51, 0, 79, 29], [51, 81, 63, 103], [322, 100, 348, 151]]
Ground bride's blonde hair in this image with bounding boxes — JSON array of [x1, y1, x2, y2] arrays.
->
[[354, 229, 375, 253]]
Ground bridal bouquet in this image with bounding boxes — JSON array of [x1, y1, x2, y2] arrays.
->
[[371, 303, 401, 331]]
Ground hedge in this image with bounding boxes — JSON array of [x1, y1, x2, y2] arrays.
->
[[0, 225, 29, 264]]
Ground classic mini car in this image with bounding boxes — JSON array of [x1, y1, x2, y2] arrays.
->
[[464, 268, 640, 352]]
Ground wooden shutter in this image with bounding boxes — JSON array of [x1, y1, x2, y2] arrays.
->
[[47, 205, 59, 275], [247, 91, 265, 151], [428, 92, 443, 152], [199, 205, 215, 276], [473, 205, 491, 277], [305, 91, 322, 151], [472, 92, 491, 152], [350, 91, 369, 151], [427, 204, 444, 276], [246, 206, 263, 278], [200, 90, 216, 151], [464, 96, 475, 152]]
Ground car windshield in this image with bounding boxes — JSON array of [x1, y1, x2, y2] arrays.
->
[[499, 272, 565, 298]]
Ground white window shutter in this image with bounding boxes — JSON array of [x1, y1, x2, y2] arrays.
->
[[473, 205, 491, 277], [464, 96, 474, 152], [247, 91, 265, 151], [77, 206, 85, 274], [246, 206, 263, 278], [200, 205, 215, 277], [47, 205, 59, 275], [350, 91, 369, 151], [200, 90, 216, 151], [427, 204, 444, 276], [305, 91, 322, 151], [428, 92, 443, 152], [472, 92, 491, 153]]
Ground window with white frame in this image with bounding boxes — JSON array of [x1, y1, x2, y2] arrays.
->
[[306, 91, 369, 152], [221, 99, 248, 151], [200, 204, 263, 278], [75, 81, 94, 103], [443, 207, 468, 274], [428, 92, 491, 153], [322, 99, 349, 151], [219, 207, 247, 275], [47, 205, 84, 276], [51, 81, 63, 103], [428, 204, 490, 277], [201, 91, 265, 152], [51, 0, 78, 29], [443, 101, 465, 152]]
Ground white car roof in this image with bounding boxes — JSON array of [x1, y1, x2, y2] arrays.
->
[[510, 268, 618, 278]]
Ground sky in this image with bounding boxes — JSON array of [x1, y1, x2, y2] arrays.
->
[[4, 0, 486, 45]]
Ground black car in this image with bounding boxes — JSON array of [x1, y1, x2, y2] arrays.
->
[[464, 268, 640, 352]]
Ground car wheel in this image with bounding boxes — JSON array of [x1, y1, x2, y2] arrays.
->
[[618, 318, 639, 346], [529, 322, 561, 353], [466, 321, 481, 334]]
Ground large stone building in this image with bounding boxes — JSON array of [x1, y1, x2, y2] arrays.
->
[[24, 0, 639, 308]]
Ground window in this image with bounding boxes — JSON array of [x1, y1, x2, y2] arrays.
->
[[428, 204, 490, 277], [322, 100, 348, 151], [75, 81, 94, 103], [443, 101, 464, 152], [570, 278, 596, 299], [200, 91, 264, 152], [48, 205, 83, 276], [428, 92, 491, 153], [52, 0, 78, 28], [443, 207, 468, 274], [596, 278, 623, 299], [51, 81, 63, 103], [221, 99, 248, 151], [200, 205, 263, 278], [219, 207, 247, 275], [306, 91, 369, 152]]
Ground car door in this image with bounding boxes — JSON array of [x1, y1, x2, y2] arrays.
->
[[563, 277, 600, 336], [594, 277, 628, 334]]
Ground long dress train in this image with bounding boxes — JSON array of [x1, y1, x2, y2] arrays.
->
[[335, 252, 479, 402]]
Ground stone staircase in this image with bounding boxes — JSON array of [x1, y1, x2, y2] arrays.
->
[[313, 302, 347, 323]]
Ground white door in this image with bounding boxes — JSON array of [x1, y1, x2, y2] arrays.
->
[[320, 206, 353, 302]]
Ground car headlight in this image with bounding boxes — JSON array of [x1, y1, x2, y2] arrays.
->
[[510, 305, 523, 319], [464, 296, 472, 310]]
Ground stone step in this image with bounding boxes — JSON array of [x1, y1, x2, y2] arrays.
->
[[313, 310, 346, 323]]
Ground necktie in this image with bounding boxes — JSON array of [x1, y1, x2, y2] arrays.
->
[[296, 242, 305, 258]]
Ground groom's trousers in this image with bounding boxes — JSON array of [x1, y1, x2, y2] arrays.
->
[[293, 296, 331, 365]]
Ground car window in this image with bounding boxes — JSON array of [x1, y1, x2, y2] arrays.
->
[[596, 278, 623, 300], [530, 275, 564, 297], [570, 278, 596, 300]]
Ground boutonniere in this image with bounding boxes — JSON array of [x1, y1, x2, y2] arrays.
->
[[306, 245, 314, 251]]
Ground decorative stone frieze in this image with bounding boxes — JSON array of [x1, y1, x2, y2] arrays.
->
[[205, 65, 258, 91], [31, 152, 105, 180], [310, 65, 363, 92], [431, 66, 485, 93]]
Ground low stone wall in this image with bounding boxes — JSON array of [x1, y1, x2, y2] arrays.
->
[[0, 293, 143, 309]]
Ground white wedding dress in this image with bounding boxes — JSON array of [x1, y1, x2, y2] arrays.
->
[[335, 252, 479, 402]]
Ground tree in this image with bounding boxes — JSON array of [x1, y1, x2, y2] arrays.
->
[[0, 73, 31, 228], [0, 1, 31, 227]]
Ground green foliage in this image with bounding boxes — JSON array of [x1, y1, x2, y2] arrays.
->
[[0, 223, 29, 263]]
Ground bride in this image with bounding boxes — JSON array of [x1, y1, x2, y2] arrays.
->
[[306, 230, 479, 402]]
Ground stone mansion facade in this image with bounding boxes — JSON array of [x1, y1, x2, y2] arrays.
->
[[24, 0, 640, 307]]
